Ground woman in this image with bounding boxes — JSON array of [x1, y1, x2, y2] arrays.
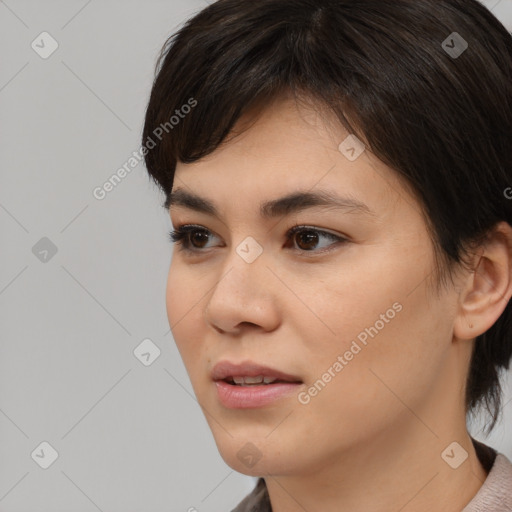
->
[[142, 0, 512, 510]]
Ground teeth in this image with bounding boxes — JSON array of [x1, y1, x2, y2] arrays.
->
[[231, 375, 278, 385]]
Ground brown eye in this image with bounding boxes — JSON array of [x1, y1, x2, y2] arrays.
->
[[287, 225, 348, 253], [294, 229, 320, 250], [168, 225, 220, 253], [169, 224, 347, 256], [189, 229, 210, 248]]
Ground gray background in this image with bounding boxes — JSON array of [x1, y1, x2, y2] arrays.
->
[[0, 1, 511, 511]]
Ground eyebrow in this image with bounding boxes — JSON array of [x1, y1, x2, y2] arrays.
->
[[165, 188, 376, 219]]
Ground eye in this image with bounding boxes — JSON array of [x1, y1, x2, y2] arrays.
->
[[285, 225, 347, 253], [168, 225, 220, 253], [168, 224, 348, 255]]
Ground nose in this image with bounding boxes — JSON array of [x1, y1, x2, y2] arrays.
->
[[203, 246, 281, 335]]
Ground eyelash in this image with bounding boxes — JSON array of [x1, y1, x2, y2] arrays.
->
[[168, 224, 348, 256]]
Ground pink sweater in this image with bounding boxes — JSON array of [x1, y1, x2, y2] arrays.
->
[[462, 451, 512, 511], [232, 441, 512, 511]]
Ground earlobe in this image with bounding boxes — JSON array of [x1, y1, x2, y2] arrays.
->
[[453, 221, 512, 341]]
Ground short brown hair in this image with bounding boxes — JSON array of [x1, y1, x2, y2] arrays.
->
[[142, 0, 512, 434]]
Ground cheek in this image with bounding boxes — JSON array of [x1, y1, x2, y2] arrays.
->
[[290, 304, 449, 454], [166, 261, 206, 323], [166, 263, 206, 364], [166, 264, 183, 325], [291, 254, 450, 430]]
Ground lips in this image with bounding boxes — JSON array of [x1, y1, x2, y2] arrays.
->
[[211, 360, 303, 384], [212, 360, 304, 408]]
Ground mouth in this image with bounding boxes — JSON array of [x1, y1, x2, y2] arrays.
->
[[211, 360, 304, 408], [211, 360, 303, 384], [222, 376, 302, 386]]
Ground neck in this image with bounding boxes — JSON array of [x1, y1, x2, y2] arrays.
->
[[264, 418, 488, 512]]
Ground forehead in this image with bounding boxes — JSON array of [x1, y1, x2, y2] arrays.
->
[[172, 96, 412, 221]]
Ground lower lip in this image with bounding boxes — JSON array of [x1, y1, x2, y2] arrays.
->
[[215, 380, 303, 408]]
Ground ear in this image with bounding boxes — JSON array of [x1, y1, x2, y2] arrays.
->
[[453, 221, 512, 341]]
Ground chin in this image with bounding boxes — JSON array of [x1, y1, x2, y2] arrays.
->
[[215, 436, 301, 477], [222, 453, 287, 477]]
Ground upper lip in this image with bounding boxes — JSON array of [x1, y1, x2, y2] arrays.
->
[[211, 360, 303, 382]]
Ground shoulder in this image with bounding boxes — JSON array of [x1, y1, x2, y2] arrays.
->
[[463, 446, 512, 512], [231, 478, 271, 512]]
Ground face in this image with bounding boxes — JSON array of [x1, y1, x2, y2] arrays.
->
[[166, 95, 462, 477]]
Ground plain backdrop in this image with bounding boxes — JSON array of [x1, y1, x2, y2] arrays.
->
[[0, 1, 511, 511]]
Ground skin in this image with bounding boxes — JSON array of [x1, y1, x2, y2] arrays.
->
[[166, 93, 512, 512]]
